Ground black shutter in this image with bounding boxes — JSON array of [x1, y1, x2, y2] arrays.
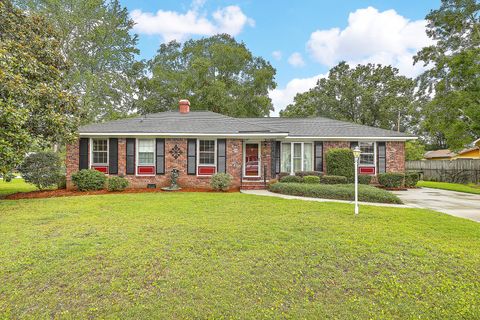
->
[[187, 139, 196, 175], [108, 138, 118, 174], [274, 141, 281, 174], [314, 141, 323, 172], [377, 142, 386, 173], [350, 141, 358, 149], [217, 139, 226, 173], [156, 138, 165, 175], [79, 138, 89, 170], [126, 138, 135, 175]]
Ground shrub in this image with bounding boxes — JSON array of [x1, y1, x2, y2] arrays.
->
[[358, 175, 372, 185], [18, 151, 62, 190], [2, 172, 15, 182], [405, 172, 420, 188], [320, 175, 348, 184], [278, 172, 290, 180], [378, 173, 405, 188], [107, 176, 129, 191], [71, 169, 106, 191], [210, 173, 232, 191], [295, 171, 323, 177], [269, 182, 402, 204], [267, 179, 278, 188], [326, 148, 354, 181], [57, 174, 67, 189], [280, 175, 303, 183], [303, 175, 320, 184]]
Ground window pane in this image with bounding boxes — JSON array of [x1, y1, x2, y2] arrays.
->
[[93, 152, 107, 164], [199, 140, 215, 165], [359, 142, 374, 166], [92, 139, 108, 164], [93, 139, 108, 152], [138, 139, 155, 152], [293, 143, 302, 172], [303, 143, 313, 171], [281, 143, 291, 173], [360, 154, 374, 165], [139, 152, 154, 165], [200, 140, 215, 152]]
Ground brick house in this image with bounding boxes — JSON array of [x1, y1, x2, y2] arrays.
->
[[66, 99, 415, 190]]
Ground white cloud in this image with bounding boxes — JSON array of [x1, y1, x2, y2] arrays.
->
[[269, 74, 326, 116], [287, 52, 305, 67], [272, 50, 282, 60], [306, 6, 433, 77], [131, 4, 254, 42]]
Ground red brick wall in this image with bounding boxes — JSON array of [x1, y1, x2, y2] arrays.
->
[[386, 141, 405, 172], [322, 141, 350, 172], [66, 138, 243, 190]]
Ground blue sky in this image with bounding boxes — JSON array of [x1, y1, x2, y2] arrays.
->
[[122, 0, 440, 115]]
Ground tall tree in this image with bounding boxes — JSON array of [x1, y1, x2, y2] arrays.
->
[[0, 0, 79, 175], [139, 34, 277, 117], [414, 0, 480, 150], [281, 62, 417, 132], [14, 0, 142, 124]]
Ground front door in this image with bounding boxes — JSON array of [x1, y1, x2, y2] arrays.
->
[[244, 143, 260, 177]]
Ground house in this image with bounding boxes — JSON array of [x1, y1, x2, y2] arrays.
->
[[424, 149, 457, 160], [423, 139, 480, 160], [66, 100, 415, 190]]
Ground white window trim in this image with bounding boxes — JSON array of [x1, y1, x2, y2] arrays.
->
[[197, 138, 217, 176], [135, 138, 156, 176], [243, 141, 262, 178], [358, 141, 377, 175], [280, 142, 314, 175], [90, 138, 109, 167]]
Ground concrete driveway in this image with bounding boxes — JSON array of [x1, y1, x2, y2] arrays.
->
[[392, 188, 480, 222]]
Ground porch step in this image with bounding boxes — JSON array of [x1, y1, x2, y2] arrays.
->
[[240, 180, 267, 190]]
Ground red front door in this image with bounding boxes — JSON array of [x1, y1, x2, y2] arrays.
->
[[245, 143, 259, 176]]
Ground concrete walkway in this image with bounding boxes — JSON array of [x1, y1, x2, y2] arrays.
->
[[392, 188, 480, 222], [240, 189, 410, 208]]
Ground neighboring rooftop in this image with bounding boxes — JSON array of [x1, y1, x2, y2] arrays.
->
[[424, 149, 457, 159]]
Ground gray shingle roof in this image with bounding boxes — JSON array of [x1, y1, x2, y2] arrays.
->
[[241, 117, 414, 138], [79, 111, 415, 139]]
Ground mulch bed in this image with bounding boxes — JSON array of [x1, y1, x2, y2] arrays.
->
[[4, 187, 240, 200]]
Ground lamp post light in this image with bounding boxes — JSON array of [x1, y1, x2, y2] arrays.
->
[[353, 146, 361, 215]]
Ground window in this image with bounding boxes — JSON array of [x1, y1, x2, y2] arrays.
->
[[359, 142, 375, 166], [281, 142, 313, 174], [199, 140, 215, 165], [138, 139, 155, 165], [92, 139, 108, 165]]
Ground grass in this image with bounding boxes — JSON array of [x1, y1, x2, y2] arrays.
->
[[270, 182, 402, 204], [0, 178, 37, 197], [1, 193, 479, 318], [418, 180, 480, 195]]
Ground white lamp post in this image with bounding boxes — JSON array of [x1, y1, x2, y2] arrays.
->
[[353, 146, 361, 215]]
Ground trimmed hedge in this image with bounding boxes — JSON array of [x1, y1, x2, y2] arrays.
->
[[326, 148, 354, 181], [320, 175, 348, 184], [295, 171, 323, 177], [303, 176, 320, 184], [211, 173, 233, 191], [358, 175, 372, 185], [71, 169, 106, 191], [405, 172, 420, 188], [280, 175, 304, 183], [107, 176, 129, 191], [269, 182, 402, 204], [378, 173, 404, 188]]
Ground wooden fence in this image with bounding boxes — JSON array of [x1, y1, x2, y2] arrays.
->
[[406, 159, 480, 184]]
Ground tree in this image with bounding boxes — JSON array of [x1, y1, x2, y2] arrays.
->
[[414, 0, 480, 150], [18, 152, 63, 189], [14, 0, 142, 124], [0, 0, 79, 175], [138, 34, 277, 117], [281, 62, 417, 132], [405, 141, 426, 161]]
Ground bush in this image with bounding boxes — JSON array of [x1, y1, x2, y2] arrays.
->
[[278, 172, 290, 180], [269, 182, 402, 204], [71, 169, 106, 191], [295, 171, 323, 177], [57, 174, 67, 189], [107, 176, 129, 191], [358, 175, 372, 185], [405, 172, 420, 188], [326, 148, 354, 181], [2, 172, 15, 182], [18, 151, 62, 190], [378, 173, 405, 188], [280, 175, 303, 183], [320, 175, 348, 184], [303, 175, 320, 184], [267, 179, 278, 188], [210, 173, 232, 191]]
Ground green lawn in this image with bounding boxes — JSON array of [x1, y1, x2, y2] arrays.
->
[[418, 180, 480, 194], [0, 178, 37, 197], [0, 193, 479, 318]]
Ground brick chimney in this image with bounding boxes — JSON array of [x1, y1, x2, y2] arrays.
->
[[179, 99, 190, 113]]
